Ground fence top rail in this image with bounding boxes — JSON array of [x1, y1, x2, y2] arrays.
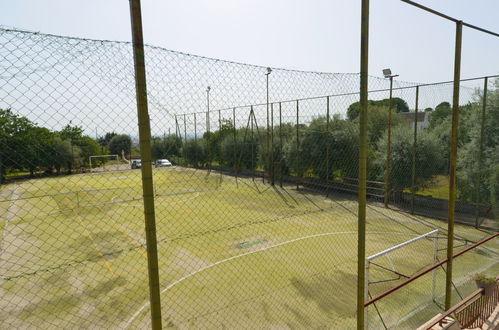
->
[[178, 74, 499, 117], [401, 0, 499, 38], [367, 229, 439, 261]]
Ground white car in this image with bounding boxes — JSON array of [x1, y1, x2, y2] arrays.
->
[[155, 159, 172, 167]]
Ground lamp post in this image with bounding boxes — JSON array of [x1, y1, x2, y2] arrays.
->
[[265, 67, 272, 184], [382, 68, 398, 208]]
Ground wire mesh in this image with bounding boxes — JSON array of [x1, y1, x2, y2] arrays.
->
[[0, 27, 498, 329]]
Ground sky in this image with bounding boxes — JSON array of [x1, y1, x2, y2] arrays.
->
[[1, 0, 498, 85]]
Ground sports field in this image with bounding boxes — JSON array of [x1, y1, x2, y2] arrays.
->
[[0, 167, 497, 329]]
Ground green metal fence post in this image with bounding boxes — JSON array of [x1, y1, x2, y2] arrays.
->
[[475, 77, 488, 228], [194, 113, 197, 167], [218, 110, 222, 181], [411, 86, 419, 214], [326, 96, 330, 196], [384, 76, 394, 208], [128, 0, 163, 328], [183, 114, 187, 143], [175, 115, 179, 139], [279, 102, 283, 188], [271, 103, 275, 186], [296, 100, 300, 190], [251, 106, 255, 181], [206, 86, 211, 172], [445, 20, 462, 311], [358, 0, 369, 328], [233, 107, 238, 182]]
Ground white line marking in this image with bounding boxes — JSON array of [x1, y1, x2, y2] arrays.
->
[[111, 190, 200, 208], [124, 230, 422, 328]]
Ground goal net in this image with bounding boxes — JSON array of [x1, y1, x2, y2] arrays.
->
[[365, 229, 440, 327]]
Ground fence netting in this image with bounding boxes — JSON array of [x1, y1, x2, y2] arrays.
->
[[0, 27, 497, 329]]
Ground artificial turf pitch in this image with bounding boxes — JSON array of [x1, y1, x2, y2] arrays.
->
[[0, 167, 497, 329]]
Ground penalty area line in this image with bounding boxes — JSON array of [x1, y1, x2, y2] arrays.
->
[[124, 230, 423, 328]]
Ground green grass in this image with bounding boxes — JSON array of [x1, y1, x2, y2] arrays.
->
[[0, 168, 496, 329], [405, 175, 452, 200]]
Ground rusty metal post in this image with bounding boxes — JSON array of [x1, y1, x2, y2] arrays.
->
[[358, 0, 369, 328], [475, 77, 488, 228], [445, 20, 462, 311], [128, 0, 163, 328], [411, 86, 419, 214]]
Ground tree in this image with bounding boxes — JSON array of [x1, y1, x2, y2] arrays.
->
[[0, 109, 35, 180], [59, 125, 84, 142], [298, 116, 359, 180], [182, 139, 207, 167], [350, 105, 402, 144], [97, 132, 117, 148], [152, 135, 182, 160], [429, 102, 452, 128], [78, 136, 101, 165], [456, 79, 499, 212], [50, 137, 79, 174], [221, 133, 259, 170], [59, 125, 101, 165], [203, 119, 235, 165], [373, 127, 445, 191], [108, 134, 132, 157], [20, 127, 54, 175], [347, 97, 409, 120]]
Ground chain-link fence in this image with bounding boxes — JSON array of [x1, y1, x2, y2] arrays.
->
[[0, 26, 497, 329]]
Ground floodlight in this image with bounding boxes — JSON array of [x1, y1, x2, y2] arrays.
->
[[383, 68, 392, 78]]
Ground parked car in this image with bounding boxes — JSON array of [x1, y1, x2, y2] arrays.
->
[[155, 159, 172, 167], [131, 159, 142, 169]]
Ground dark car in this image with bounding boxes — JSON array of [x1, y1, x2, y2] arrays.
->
[[131, 159, 142, 169]]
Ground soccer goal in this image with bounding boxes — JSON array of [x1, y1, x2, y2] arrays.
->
[[89, 154, 120, 172], [365, 229, 439, 326]]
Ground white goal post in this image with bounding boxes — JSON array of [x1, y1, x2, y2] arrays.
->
[[365, 229, 439, 326], [89, 154, 119, 171]]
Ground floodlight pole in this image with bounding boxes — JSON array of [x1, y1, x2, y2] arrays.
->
[[411, 86, 419, 214], [475, 77, 488, 228], [358, 0, 369, 329], [445, 20, 462, 310], [384, 73, 398, 208], [128, 0, 163, 329]]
